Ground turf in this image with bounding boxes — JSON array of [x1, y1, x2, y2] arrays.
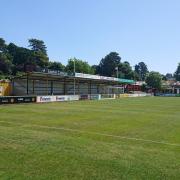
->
[[0, 97, 180, 180]]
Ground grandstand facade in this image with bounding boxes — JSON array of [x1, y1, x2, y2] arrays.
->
[[12, 72, 134, 96]]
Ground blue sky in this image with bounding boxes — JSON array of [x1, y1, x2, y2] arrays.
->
[[1, 0, 180, 74]]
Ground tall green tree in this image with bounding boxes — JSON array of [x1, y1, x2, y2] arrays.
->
[[31, 51, 49, 68], [28, 39, 47, 55], [0, 53, 13, 74], [7, 43, 34, 73], [0, 38, 51, 75], [0, 38, 7, 52], [0, 38, 13, 75], [8, 42, 48, 72], [66, 58, 95, 74], [165, 73, 173, 80], [28, 39, 49, 68], [48, 61, 65, 71], [135, 62, 148, 81], [174, 63, 180, 81], [91, 65, 99, 74], [146, 71, 162, 90], [118, 61, 135, 79], [98, 52, 121, 77]]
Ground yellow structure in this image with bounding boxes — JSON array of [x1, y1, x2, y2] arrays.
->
[[0, 81, 11, 96]]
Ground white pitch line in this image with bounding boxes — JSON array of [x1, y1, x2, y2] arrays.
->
[[0, 120, 180, 147]]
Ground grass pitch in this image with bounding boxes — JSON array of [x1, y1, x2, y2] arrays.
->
[[0, 97, 180, 179]]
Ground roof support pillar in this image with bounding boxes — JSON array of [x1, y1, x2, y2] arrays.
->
[[26, 73, 29, 95], [51, 81, 53, 95]]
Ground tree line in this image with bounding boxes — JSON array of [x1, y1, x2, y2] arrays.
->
[[0, 37, 180, 90]]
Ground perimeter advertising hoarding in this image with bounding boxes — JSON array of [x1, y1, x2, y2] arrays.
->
[[89, 94, 101, 100], [67, 95, 79, 101], [37, 95, 80, 103], [0, 96, 36, 104], [101, 94, 116, 99], [56, 96, 69, 102], [79, 95, 89, 100], [155, 93, 180, 97], [56, 95, 79, 101], [79, 94, 101, 100], [37, 96, 55, 103]]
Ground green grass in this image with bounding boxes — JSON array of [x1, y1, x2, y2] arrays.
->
[[0, 97, 180, 180]]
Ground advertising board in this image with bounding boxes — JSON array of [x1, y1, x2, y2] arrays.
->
[[56, 96, 69, 102], [37, 96, 55, 103], [89, 94, 101, 100], [37, 95, 80, 103], [66, 95, 79, 101], [79, 94, 89, 100], [0, 96, 36, 104]]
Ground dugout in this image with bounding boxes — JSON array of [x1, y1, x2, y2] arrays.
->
[[11, 72, 134, 96]]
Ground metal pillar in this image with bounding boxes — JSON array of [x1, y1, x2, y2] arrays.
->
[[63, 78, 66, 95], [73, 60, 76, 95], [89, 81, 92, 95], [78, 80, 80, 95], [46, 76, 48, 95], [97, 84, 100, 94], [51, 81, 53, 95], [33, 80, 35, 94], [26, 74, 29, 95]]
